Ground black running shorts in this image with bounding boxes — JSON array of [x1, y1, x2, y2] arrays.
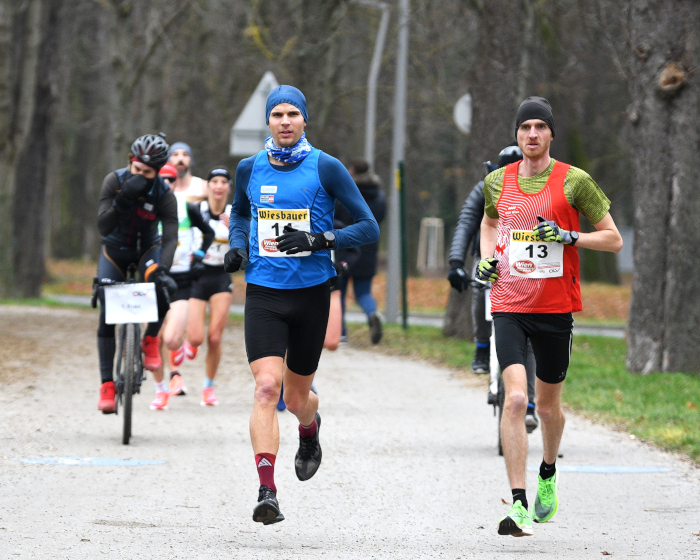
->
[[244, 281, 331, 376], [190, 266, 232, 301], [493, 312, 574, 384], [169, 271, 192, 302]]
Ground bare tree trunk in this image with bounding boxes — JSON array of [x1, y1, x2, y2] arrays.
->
[[12, 0, 62, 296], [626, 0, 700, 374], [0, 1, 17, 295]]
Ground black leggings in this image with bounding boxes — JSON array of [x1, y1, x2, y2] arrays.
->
[[96, 243, 163, 383]]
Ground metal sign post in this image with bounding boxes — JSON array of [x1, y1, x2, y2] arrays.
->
[[386, 0, 409, 324], [230, 71, 279, 157]]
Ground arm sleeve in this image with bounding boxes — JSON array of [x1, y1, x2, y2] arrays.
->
[[187, 203, 215, 253], [483, 168, 505, 220], [565, 167, 611, 225], [229, 157, 254, 249], [448, 181, 485, 265], [96, 173, 121, 236], [158, 189, 179, 271], [318, 153, 379, 248]]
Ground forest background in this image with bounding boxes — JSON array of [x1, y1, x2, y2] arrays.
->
[[1, 0, 698, 373]]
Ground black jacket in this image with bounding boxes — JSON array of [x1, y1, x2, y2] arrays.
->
[[448, 180, 484, 266], [335, 172, 386, 278], [97, 169, 178, 271]]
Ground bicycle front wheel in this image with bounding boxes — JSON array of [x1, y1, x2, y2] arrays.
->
[[122, 323, 137, 445]]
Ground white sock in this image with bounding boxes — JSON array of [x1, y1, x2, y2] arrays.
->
[[155, 381, 167, 393]]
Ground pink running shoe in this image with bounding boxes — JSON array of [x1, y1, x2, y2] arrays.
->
[[184, 340, 198, 360], [150, 391, 169, 410], [170, 345, 186, 367], [169, 373, 187, 396], [201, 387, 218, 406]]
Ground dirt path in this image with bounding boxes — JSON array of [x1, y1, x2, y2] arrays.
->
[[0, 305, 698, 559]]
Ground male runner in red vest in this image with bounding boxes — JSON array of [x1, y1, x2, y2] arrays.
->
[[478, 96, 623, 537]]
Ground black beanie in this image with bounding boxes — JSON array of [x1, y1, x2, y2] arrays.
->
[[514, 96, 555, 138], [207, 167, 231, 182]]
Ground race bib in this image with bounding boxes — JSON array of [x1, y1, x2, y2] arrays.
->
[[257, 208, 311, 258], [508, 230, 563, 278], [204, 237, 228, 266], [104, 283, 158, 324]]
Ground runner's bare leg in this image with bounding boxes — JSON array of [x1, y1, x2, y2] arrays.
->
[[283, 368, 318, 427], [250, 356, 284, 454], [535, 378, 565, 464], [501, 364, 529, 489]]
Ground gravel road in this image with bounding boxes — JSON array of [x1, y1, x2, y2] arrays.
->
[[0, 305, 697, 559]]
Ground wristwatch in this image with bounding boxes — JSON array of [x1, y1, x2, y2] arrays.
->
[[569, 230, 579, 246], [323, 231, 336, 248]]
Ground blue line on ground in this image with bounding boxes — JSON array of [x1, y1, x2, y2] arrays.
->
[[12, 456, 165, 466], [527, 465, 674, 474]]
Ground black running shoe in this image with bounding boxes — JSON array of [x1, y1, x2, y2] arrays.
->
[[295, 412, 322, 481], [253, 485, 284, 525], [472, 345, 490, 374], [369, 312, 383, 344]]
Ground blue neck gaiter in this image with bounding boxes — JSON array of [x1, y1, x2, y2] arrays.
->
[[265, 133, 313, 164]]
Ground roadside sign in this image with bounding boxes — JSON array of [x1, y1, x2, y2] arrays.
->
[[453, 93, 472, 135], [230, 71, 279, 156]]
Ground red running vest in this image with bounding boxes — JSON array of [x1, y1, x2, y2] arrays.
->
[[490, 161, 582, 314]]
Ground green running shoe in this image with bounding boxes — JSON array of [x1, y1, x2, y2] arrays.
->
[[532, 470, 559, 523], [497, 500, 533, 537]]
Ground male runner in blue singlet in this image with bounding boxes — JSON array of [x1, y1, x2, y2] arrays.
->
[[226, 85, 379, 525]]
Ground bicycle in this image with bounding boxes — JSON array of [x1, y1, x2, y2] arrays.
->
[[478, 284, 537, 455], [92, 263, 158, 444]]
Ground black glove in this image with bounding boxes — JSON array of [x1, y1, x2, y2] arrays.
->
[[190, 250, 206, 280], [447, 264, 470, 293], [334, 260, 349, 276], [114, 175, 149, 212], [533, 215, 574, 244], [150, 267, 178, 299], [275, 227, 326, 254], [475, 257, 499, 283], [223, 248, 248, 273]]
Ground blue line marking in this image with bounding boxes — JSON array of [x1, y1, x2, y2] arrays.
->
[[11, 456, 165, 467], [527, 465, 674, 474]]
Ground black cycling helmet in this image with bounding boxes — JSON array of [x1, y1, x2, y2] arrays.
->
[[498, 140, 523, 168], [130, 132, 169, 170]]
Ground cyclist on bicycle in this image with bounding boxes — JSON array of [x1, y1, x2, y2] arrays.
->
[[448, 141, 538, 431], [96, 133, 179, 414]]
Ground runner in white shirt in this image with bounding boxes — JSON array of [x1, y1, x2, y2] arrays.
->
[[168, 141, 207, 201], [185, 168, 236, 406]]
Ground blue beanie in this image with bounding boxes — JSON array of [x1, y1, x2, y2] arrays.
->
[[168, 142, 194, 163], [265, 85, 308, 124]]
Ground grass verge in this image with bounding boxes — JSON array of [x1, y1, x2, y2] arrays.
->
[[348, 322, 700, 463]]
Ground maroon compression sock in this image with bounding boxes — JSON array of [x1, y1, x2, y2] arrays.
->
[[255, 453, 276, 493], [299, 418, 318, 439]]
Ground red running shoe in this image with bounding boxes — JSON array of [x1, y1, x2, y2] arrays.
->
[[98, 381, 116, 414], [170, 345, 185, 367], [142, 335, 162, 370], [184, 340, 198, 360]]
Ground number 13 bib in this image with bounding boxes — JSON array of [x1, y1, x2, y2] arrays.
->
[[257, 208, 311, 258], [508, 230, 563, 277]]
